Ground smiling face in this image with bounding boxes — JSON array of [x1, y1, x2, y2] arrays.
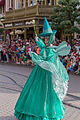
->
[[44, 37, 49, 46]]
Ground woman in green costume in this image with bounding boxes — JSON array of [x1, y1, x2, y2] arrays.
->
[[14, 18, 71, 120]]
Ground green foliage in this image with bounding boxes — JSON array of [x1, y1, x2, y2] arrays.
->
[[51, 0, 80, 35]]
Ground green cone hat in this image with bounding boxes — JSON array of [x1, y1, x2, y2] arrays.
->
[[39, 17, 56, 37]]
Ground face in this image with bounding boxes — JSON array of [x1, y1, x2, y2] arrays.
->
[[44, 37, 49, 46]]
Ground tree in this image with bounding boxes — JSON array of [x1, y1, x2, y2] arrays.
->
[[51, 0, 80, 46]]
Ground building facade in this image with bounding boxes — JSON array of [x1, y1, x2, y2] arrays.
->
[[3, 0, 58, 41], [0, 0, 5, 17], [0, 0, 5, 41]]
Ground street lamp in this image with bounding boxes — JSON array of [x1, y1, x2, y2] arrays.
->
[[33, 19, 37, 35]]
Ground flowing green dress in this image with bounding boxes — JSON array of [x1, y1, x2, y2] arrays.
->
[[14, 35, 71, 120]]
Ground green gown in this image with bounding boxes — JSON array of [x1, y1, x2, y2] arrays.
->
[[14, 35, 71, 120]]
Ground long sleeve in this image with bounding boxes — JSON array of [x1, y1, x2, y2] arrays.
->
[[35, 36, 45, 49], [48, 32, 56, 46], [49, 41, 71, 56], [56, 41, 71, 56]]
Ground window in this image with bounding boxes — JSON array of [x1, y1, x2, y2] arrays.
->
[[46, 0, 50, 6], [32, 0, 36, 5], [52, 0, 54, 5], [22, 0, 24, 7], [6, 0, 9, 11], [26, 0, 37, 7], [11, 0, 13, 9], [26, 0, 28, 7], [18, 0, 25, 9], [48, 0, 50, 5]]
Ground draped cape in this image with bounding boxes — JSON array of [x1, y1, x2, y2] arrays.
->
[[31, 36, 71, 101]]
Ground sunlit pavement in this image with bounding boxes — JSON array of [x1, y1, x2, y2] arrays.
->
[[0, 64, 80, 120]]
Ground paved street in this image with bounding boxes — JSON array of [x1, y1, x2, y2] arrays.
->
[[0, 64, 80, 120]]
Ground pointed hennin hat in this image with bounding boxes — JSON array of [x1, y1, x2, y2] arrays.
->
[[39, 17, 56, 37]]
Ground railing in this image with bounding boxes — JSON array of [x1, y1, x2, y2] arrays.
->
[[5, 5, 53, 20], [38, 5, 53, 16]]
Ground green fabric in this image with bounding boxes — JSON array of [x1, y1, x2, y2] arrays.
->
[[22, 56, 27, 62], [39, 17, 56, 37], [14, 37, 71, 120], [48, 30, 56, 46], [36, 37, 45, 49], [31, 40, 71, 101], [48, 41, 71, 56], [39, 32, 52, 37], [14, 65, 65, 120], [48, 33, 55, 46]]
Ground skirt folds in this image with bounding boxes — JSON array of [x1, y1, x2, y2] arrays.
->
[[14, 65, 65, 120]]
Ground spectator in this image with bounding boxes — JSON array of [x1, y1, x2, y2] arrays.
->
[[0, 37, 79, 74]]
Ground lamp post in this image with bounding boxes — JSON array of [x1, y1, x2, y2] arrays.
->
[[33, 19, 37, 35]]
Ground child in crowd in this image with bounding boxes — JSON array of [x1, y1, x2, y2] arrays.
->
[[0, 36, 79, 73]]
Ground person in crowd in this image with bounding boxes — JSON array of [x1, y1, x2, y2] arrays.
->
[[0, 27, 79, 75]]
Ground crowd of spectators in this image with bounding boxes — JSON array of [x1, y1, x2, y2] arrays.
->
[[0, 38, 39, 66], [55, 38, 80, 74], [0, 37, 80, 74]]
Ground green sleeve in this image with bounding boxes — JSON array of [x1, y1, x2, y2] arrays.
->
[[36, 37, 45, 49], [56, 41, 71, 56]]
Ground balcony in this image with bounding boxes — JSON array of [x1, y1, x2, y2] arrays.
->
[[5, 5, 53, 21]]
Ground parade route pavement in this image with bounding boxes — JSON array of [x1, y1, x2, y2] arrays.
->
[[0, 64, 80, 120]]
